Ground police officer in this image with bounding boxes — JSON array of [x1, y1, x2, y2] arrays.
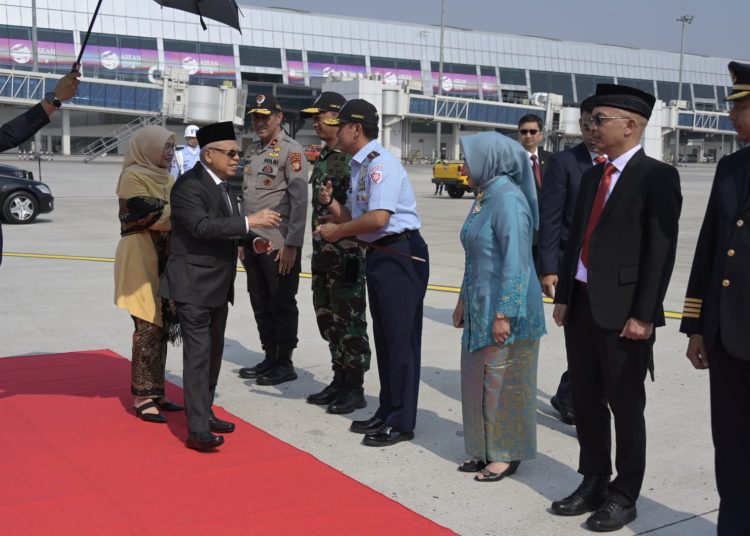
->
[[301, 92, 371, 414], [680, 61, 750, 536], [171, 124, 201, 177], [238, 94, 308, 385], [315, 99, 429, 447]]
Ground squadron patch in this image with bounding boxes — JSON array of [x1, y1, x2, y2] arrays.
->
[[290, 152, 303, 172], [369, 171, 382, 184]]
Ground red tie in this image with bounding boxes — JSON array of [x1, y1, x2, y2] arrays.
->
[[594, 155, 607, 165], [581, 163, 616, 267], [531, 154, 542, 188]]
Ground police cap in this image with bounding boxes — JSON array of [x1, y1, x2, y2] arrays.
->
[[249, 94, 283, 115]]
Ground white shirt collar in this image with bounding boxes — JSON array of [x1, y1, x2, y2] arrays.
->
[[201, 162, 225, 186]]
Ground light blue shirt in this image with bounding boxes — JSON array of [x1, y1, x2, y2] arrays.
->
[[170, 145, 201, 178], [347, 139, 421, 242]]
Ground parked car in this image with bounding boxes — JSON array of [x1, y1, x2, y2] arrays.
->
[[0, 164, 54, 224]]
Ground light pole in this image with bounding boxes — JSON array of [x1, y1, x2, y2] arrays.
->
[[435, 0, 445, 162], [674, 14, 694, 165]]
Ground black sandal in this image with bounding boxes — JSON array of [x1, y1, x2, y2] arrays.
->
[[154, 398, 184, 412], [458, 459, 486, 473], [134, 401, 167, 424], [474, 461, 521, 482]]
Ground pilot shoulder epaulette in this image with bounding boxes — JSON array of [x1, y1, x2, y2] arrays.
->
[[366, 151, 380, 160]]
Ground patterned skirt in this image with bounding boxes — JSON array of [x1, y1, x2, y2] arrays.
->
[[460, 338, 539, 462]]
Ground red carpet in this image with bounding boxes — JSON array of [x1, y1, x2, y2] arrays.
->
[[0, 350, 451, 535]]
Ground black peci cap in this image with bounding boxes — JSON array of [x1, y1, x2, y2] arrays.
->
[[322, 99, 379, 126], [196, 121, 236, 147], [249, 94, 283, 115], [593, 83, 656, 119], [727, 61, 750, 101], [301, 92, 347, 115]]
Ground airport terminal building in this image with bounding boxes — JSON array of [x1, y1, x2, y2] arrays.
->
[[0, 0, 744, 162]]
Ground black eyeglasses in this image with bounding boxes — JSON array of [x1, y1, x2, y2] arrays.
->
[[207, 148, 244, 159], [519, 129, 539, 135]]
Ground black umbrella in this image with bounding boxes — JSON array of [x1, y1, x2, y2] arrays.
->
[[75, 0, 242, 69]]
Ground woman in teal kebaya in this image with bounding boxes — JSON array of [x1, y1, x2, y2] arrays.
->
[[452, 131, 546, 482]]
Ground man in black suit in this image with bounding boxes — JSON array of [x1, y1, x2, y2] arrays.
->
[[518, 113, 552, 274], [550, 85, 682, 531], [680, 61, 750, 536], [159, 122, 280, 451], [539, 96, 602, 426], [0, 69, 80, 266]]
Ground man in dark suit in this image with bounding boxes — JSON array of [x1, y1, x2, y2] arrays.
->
[[518, 113, 552, 274], [550, 85, 682, 532], [0, 69, 80, 265], [680, 61, 750, 536], [159, 122, 280, 451], [539, 96, 601, 426]]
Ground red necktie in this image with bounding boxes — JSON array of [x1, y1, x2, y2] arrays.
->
[[581, 163, 616, 267], [531, 154, 542, 188], [593, 155, 607, 165]]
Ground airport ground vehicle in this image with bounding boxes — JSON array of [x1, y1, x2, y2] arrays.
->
[[431, 161, 472, 198]]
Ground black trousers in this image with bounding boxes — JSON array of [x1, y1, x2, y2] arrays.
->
[[176, 301, 228, 434], [366, 233, 429, 433], [243, 248, 301, 353], [564, 283, 650, 505], [709, 346, 750, 536], [555, 370, 573, 408]]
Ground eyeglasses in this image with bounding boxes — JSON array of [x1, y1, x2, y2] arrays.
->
[[207, 147, 243, 159], [519, 129, 539, 135], [587, 115, 632, 127]]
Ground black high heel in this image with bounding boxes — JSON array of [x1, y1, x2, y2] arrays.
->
[[474, 460, 521, 482], [154, 398, 184, 412], [134, 401, 167, 424]]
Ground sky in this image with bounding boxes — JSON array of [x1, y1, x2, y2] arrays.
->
[[241, 0, 748, 61]]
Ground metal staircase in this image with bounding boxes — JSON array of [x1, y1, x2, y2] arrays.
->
[[82, 114, 166, 163]]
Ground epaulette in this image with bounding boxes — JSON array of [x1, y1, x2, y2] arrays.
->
[[366, 151, 380, 160], [682, 297, 702, 319]]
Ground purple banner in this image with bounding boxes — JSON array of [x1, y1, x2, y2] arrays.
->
[[163, 50, 235, 81], [481, 74, 499, 100], [370, 66, 423, 86], [287, 60, 305, 85], [81, 44, 159, 80], [0, 38, 75, 72], [432, 72, 481, 97], [308, 62, 367, 80]]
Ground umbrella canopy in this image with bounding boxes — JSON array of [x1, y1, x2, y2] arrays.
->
[[153, 0, 243, 33]]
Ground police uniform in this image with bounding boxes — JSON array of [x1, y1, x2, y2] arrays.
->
[[303, 92, 372, 414], [680, 61, 750, 535], [324, 99, 429, 446], [240, 94, 308, 384]]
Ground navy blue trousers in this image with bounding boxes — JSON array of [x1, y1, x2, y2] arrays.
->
[[366, 233, 429, 433]]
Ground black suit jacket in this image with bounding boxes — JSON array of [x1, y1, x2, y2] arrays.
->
[[680, 146, 750, 360], [539, 143, 593, 275], [555, 149, 682, 330], [158, 164, 258, 308], [0, 104, 50, 266], [535, 148, 553, 197]]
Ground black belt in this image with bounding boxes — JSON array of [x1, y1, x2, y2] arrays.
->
[[372, 230, 419, 247]]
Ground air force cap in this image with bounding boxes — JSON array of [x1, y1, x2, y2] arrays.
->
[[727, 61, 750, 101], [322, 99, 379, 126], [301, 92, 347, 115]]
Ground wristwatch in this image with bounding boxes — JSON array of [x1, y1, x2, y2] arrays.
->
[[44, 92, 62, 108]]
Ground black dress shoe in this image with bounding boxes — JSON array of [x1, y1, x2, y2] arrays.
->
[[238, 359, 274, 379], [306, 383, 341, 405], [551, 475, 610, 516], [349, 416, 385, 434], [256, 364, 298, 386], [586, 498, 637, 532], [208, 416, 235, 434], [154, 398, 184, 412], [362, 426, 414, 447], [550, 395, 575, 425], [185, 432, 224, 451], [327, 387, 366, 415], [134, 401, 167, 424]]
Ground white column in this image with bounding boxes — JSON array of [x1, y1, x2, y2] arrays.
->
[[451, 123, 460, 160], [61, 108, 71, 155]]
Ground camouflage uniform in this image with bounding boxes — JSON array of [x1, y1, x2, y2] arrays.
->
[[310, 146, 371, 372]]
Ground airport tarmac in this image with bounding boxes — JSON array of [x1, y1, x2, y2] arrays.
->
[[0, 156, 719, 535]]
